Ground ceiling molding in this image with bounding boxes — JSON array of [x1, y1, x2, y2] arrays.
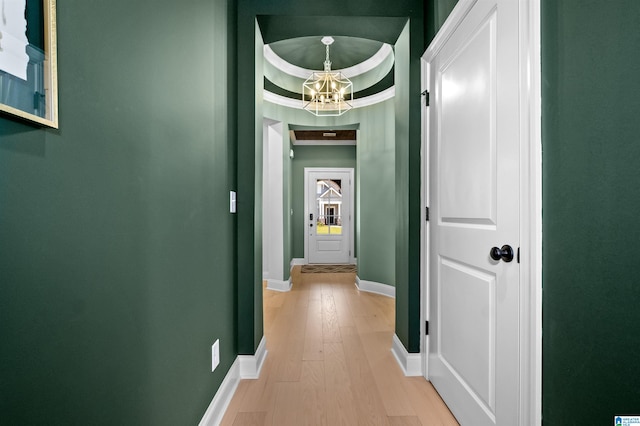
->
[[340, 44, 394, 79], [264, 44, 393, 80], [352, 86, 395, 108], [264, 45, 310, 80], [264, 86, 395, 110], [264, 90, 303, 109]]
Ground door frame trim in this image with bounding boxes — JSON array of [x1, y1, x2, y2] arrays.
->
[[419, 0, 542, 425], [303, 167, 355, 265]]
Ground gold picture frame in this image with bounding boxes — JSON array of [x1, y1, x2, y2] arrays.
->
[[0, 0, 58, 128]]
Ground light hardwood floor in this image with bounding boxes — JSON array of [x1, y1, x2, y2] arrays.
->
[[221, 268, 459, 426]]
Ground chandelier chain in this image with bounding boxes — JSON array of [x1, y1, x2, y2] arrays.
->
[[324, 45, 331, 72]]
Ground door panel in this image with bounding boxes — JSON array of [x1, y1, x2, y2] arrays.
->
[[439, 15, 496, 226], [439, 258, 496, 413], [427, 0, 520, 425], [306, 169, 352, 264]]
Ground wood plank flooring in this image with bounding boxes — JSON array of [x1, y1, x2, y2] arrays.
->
[[221, 268, 459, 426]]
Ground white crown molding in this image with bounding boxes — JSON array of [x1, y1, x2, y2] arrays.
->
[[341, 44, 394, 78], [352, 86, 395, 108], [264, 90, 302, 109], [264, 86, 395, 110], [264, 43, 393, 80]]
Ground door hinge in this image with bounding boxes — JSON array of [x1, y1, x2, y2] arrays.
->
[[425, 321, 429, 335], [422, 90, 430, 107], [425, 206, 429, 221]]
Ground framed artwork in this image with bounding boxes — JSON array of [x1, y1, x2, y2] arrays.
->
[[0, 0, 57, 128]]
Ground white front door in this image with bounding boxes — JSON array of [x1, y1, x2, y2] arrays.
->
[[426, 0, 520, 424], [305, 168, 353, 264]]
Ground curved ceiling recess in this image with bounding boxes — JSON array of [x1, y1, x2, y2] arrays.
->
[[263, 35, 395, 110]]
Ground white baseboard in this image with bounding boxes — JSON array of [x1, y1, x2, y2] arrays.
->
[[266, 278, 292, 292], [290, 258, 305, 268], [391, 334, 422, 377], [238, 336, 268, 379], [355, 276, 395, 298], [199, 336, 268, 425], [198, 358, 240, 426]]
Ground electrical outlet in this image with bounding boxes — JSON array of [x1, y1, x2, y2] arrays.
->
[[212, 339, 220, 372]]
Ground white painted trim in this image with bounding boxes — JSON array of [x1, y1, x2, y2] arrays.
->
[[238, 336, 268, 379], [355, 276, 395, 298], [420, 53, 431, 380], [519, 0, 542, 424], [198, 359, 240, 426], [263, 86, 395, 110], [340, 44, 394, 79], [290, 258, 305, 268], [391, 334, 423, 377], [352, 87, 395, 108], [422, 0, 479, 63], [262, 120, 285, 288], [199, 337, 268, 425], [266, 278, 292, 293], [263, 45, 309, 79], [263, 43, 393, 80], [264, 90, 302, 109]]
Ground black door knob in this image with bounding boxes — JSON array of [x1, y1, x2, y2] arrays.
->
[[490, 245, 514, 262]]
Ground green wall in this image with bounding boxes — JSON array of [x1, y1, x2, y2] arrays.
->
[[291, 145, 357, 259], [425, 0, 459, 43], [264, 100, 396, 287], [542, 1, 640, 424], [394, 22, 413, 350], [358, 101, 397, 287], [393, 19, 424, 353], [0, 1, 237, 424], [241, 0, 423, 355]]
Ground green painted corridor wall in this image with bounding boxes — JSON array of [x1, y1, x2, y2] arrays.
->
[[241, 0, 424, 356], [264, 100, 396, 287], [425, 0, 459, 43], [542, 1, 640, 424], [0, 1, 237, 424]]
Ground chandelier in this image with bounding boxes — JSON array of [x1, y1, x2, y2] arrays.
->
[[302, 37, 353, 116]]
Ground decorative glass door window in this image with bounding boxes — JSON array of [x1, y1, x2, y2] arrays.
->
[[315, 179, 342, 235]]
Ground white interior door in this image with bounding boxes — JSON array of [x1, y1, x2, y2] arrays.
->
[[426, 0, 520, 424], [305, 168, 352, 264]]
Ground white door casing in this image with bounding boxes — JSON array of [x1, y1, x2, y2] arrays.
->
[[423, 0, 530, 425], [262, 119, 284, 282], [304, 168, 354, 264]]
